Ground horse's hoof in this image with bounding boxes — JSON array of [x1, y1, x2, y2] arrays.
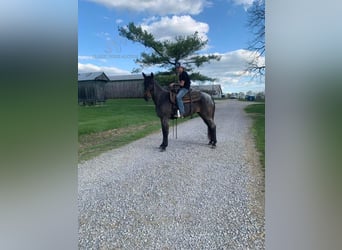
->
[[208, 141, 216, 148], [159, 147, 166, 152]]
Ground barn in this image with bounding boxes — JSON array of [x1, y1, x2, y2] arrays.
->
[[105, 74, 145, 98], [191, 84, 223, 98], [78, 72, 109, 105]]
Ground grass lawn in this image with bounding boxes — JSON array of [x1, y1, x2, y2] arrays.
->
[[79, 99, 161, 162], [78, 98, 189, 162], [244, 103, 265, 168]]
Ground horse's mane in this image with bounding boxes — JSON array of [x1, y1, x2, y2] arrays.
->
[[152, 79, 169, 93]]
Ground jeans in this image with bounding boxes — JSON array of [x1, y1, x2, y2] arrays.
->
[[176, 88, 189, 115]]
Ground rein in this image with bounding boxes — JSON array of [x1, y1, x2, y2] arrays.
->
[[172, 118, 178, 139]]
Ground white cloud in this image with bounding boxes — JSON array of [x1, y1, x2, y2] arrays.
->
[[197, 49, 265, 93], [96, 31, 112, 41], [78, 63, 130, 75], [201, 50, 252, 75], [233, 0, 254, 5], [87, 0, 210, 15], [78, 55, 95, 60], [141, 15, 209, 42], [115, 19, 123, 24], [232, 0, 255, 10]]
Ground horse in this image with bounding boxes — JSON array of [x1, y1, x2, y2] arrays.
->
[[142, 72, 217, 151]]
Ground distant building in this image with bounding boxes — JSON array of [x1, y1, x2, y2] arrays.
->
[[229, 92, 239, 99], [238, 92, 245, 100], [78, 72, 146, 104], [106, 74, 144, 98], [78, 72, 109, 105], [256, 92, 265, 101], [245, 95, 256, 101]]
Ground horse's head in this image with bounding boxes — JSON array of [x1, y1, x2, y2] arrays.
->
[[142, 72, 154, 101]]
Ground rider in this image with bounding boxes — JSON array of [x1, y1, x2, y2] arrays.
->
[[170, 62, 191, 118]]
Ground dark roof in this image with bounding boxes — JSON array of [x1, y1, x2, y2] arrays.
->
[[108, 74, 144, 81], [78, 72, 109, 81]]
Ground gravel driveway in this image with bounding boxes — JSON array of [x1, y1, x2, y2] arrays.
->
[[78, 99, 265, 249]]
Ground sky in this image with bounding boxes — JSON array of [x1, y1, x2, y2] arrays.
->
[[78, 0, 265, 94]]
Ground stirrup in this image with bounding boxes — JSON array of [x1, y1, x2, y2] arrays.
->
[[176, 110, 181, 118]]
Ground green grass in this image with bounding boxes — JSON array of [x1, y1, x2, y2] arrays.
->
[[244, 103, 265, 168], [79, 99, 161, 162], [78, 98, 190, 162], [79, 99, 160, 135]]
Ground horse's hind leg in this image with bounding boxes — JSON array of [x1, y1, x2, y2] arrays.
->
[[199, 114, 217, 147], [209, 123, 217, 147], [207, 120, 217, 147]]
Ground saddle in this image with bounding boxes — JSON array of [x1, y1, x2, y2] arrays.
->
[[169, 86, 201, 119], [169, 87, 201, 105]]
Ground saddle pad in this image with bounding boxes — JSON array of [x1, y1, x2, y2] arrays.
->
[[182, 90, 201, 103]]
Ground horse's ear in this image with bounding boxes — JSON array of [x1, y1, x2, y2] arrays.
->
[[142, 72, 146, 78], [151, 73, 154, 78]]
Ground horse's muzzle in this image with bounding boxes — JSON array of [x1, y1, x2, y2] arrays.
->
[[144, 91, 151, 101]]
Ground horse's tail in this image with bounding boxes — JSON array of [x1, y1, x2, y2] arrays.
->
[[211, 95, 215, 119], [207, 95, 216, 141]]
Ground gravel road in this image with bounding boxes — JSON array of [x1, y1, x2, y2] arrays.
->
[[78, 99, 265, 249]]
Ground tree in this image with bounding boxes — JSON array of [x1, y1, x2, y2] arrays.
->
[[246, 0, 265, 76], [151, 71, 216, 86], [118, 22, 220, 83]]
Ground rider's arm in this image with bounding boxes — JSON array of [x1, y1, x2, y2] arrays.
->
[[169, 82, 180, 87]]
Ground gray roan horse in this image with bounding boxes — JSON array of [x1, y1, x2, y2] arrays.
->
[[142, 72, 217, 151]]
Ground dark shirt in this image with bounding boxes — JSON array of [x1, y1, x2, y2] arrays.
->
[[179, 71, 191, 90]]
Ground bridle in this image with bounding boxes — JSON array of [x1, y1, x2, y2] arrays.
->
[[144, 78, 154, 100]]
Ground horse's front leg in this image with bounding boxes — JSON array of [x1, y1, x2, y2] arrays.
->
[[159, 117, 169, 151]]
